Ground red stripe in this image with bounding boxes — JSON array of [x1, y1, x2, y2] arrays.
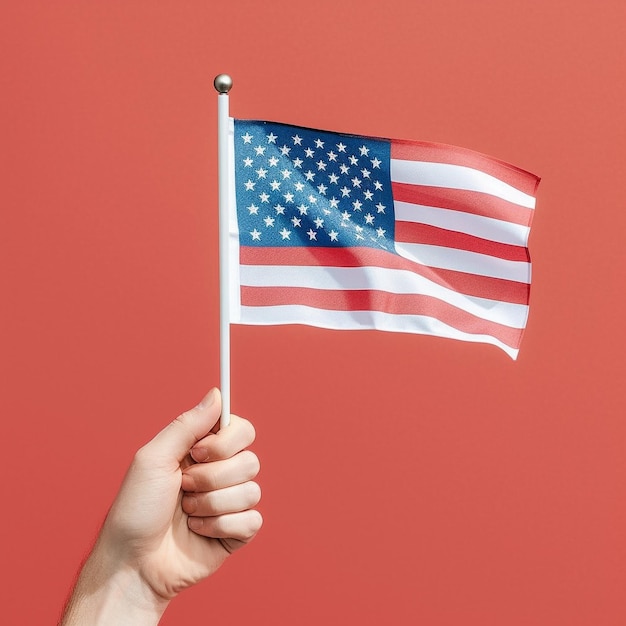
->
[[395, 222, 530, 262], [390, 139, 540, 197], [391, 182, 534, 227], [239, 246, 530, 304], [240, 286, 522, 349]]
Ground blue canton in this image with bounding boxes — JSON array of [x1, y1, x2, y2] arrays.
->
[[234, 120, 395, 249]]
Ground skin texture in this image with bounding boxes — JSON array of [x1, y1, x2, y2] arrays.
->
[[61, 388, 262, 625]]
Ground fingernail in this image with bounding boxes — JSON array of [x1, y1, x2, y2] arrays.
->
[[197, 388, 217, 410], [188, 517, 202, 531], [181, 473, 195, 491], [206, 388, 217, 406], [191, 447, 209, 462], [183, 495, 198, 514]]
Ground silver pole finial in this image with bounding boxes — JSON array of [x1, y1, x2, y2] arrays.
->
[[214, 74, 233, 94]]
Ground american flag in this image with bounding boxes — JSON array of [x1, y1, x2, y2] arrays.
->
[[227, 119, 539, 359]]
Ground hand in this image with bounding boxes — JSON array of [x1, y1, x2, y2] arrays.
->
[[61, 388, 262, 625]]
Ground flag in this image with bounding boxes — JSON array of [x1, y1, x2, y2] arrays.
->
[[227, 119, 539, 359]]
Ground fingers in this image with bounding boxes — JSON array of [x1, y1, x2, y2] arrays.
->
[[141, 388, 222, 464], [189, 414, 256, 463], [181, 450, 260, 492], [179, 405, 262, 547], [188, 510, 263, 545], [182, 481, 261, 516], [182, 435, 261, 545]]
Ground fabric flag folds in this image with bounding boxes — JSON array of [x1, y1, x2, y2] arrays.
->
[[227, 119, 539, 359]]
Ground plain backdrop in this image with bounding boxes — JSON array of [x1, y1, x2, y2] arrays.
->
[[1, 1, 625, 624]]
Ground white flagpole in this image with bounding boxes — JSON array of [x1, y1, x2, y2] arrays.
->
[[214, 73, 232, 429]]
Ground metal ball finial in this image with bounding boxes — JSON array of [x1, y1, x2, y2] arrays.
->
[[214, 74, 233, 94]]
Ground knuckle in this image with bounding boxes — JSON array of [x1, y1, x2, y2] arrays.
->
[[241, 450, 261, 477], [240, 417, 256, 444], [204, 468, 221, 492], [245, 481, 262, 506], [244, 510, 263, 537], [210, 438, 231, 460]]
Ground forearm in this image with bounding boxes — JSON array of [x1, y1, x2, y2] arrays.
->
[[60, 540, 169, 626]]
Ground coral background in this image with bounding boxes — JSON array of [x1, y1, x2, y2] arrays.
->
[[1, 1, 625, 624]]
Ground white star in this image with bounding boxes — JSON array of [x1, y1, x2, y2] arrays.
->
[[348, 155, 359, 166], [281, 169, 292, 179], [266, 132, 278, 144], [328, 173, 339, 184], [359, 145, 370, 156], [248, 204, 259, 215], [291, 216, 302, 227], [243, 157, 254, 167], [292, 157, 303, 168], [314, 217, 324, 228], [352, 199, 363, 211], [244, 180, 255, 191], [329, 197, 340, 208], [274, 204, 286, 215], [340, 186, 351, 197], [317, 183, 328, 195], [355, 225, 363, 233], [304, 170, 315, 181], [361, 168, 371, 178], [268, 156, 279, 167], [250, 229, 261, 241], [371, 157, 381, 168], [327, 150, 337, 161], [280, 145, 291, 156], [341, 210, 351, 221], [329, 230, 339, 241], [304, 147, 315, 158], [376, 202, 386, 213], [323, 208, 332, 215], [254, 145, 266, 156], [336, 142, 347, 152], [339, 164, 350, 175], [297, 204, 308, 215], [259, 192, 270, 203], [269, 180, 281, 191], [256, 167, 268, 178], [294, 181, 305, 192], [376, 227, 386, 238], [351, 177, 362, 188], [364, 213, 375, 225], [308, 195, 317, 204], [314, 138, 324, 148], [264, 216, 275, 227], [316, 160, 327, 171], [279, 227, 291, 240], [373, 181, 383, 191], [283, 192, 294, 203], [355, 233, 365, 241], [307, 229, 317, 240], [292, 134, 303, 145], [242, 132, 253, 144], [363, 190, 374, 200]]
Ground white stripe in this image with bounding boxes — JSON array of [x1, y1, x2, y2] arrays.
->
[[391, 159, 536, 209], [235, 305, 518, 359], [394, 201, 530, 247], [395, 242, 531, 283], [239, 265, 528, 328]]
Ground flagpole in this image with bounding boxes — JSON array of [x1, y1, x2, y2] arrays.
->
[[214, 73, 232, 429]]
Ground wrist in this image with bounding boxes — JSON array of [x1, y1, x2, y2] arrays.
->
[[61, 539, 170, 626]]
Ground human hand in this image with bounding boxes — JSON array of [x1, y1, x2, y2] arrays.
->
[[61, 388, 262, 625]]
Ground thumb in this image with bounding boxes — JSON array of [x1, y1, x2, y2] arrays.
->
[[144, 388, 222, 463]]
